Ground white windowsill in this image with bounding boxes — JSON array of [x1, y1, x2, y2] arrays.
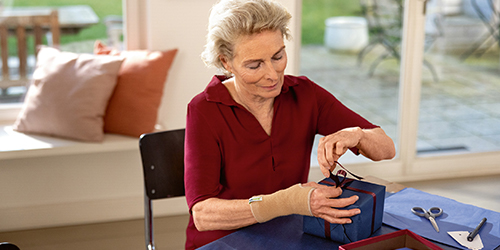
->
[[0, 123, 139, 160], [0, 103, 23, 122]]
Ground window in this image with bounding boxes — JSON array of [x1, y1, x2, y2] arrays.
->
[[301, 0, 401, 165], [302, 0, 500, 180], [418, 0, 500, 156], [0, 0, 123, 106]]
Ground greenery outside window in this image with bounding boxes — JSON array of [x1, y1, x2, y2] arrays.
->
[[0, 0, 122, 105]]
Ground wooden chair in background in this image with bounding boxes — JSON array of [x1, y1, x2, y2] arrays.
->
[[0, 9, 60, 96]]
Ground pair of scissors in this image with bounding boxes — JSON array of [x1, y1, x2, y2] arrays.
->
[[411, 206, 443, 232]]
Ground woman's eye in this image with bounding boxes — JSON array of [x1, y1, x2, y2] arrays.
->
[[247, 63, 260, 69], [273, 50, 285, 61]]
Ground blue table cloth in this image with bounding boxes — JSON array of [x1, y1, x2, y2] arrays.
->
[[383, 188, 500, 250], [199, 215, 458, 249], [198, 188, 500, 250]]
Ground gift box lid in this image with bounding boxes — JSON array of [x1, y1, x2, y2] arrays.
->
[[339, 229, 443, 250]]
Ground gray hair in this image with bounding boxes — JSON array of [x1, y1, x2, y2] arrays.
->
[[201, 0, 292, 76]]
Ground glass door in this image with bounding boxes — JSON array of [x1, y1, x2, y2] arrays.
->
[[407, 0, 500, 177], [418, 0, 500, 156], [301, 0, 500, 180], [301, 0, 402, 165]]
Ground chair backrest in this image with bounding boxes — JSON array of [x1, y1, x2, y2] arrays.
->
[[0, 242, 20, 250], [0, 9, 60, 89], [139, 129, 185, 250], [140, 128, 185, 200]]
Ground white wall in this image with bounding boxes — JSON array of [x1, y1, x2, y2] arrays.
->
[[0, 0, 303, 232]]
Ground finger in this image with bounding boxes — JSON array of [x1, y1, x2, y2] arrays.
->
[[324, 140, 336, 168], [311, 185, 343, 199], [326, 186, 343, 197], [321, 208, 361, 224], [320, 164, 330, 178], [324, 195, 359, 208], [334, 141, 348, 156], [312, 206, 361, 223], [322, 215, 353, 224], [317, 138, 331, 177], [330, 208, 361, 218]]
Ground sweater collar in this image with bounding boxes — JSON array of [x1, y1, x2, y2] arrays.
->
[[205, 75, 298, 105]]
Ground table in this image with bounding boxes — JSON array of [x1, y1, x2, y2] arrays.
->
[[198, 176, 500, 250], [199, 214, 458, 250], [1, 5, 99, 34], [197, 174, 500, 249]]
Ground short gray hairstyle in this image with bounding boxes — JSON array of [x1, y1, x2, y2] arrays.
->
[[201, 0, 292, 76]]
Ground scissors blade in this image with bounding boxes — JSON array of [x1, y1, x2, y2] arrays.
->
[[429, 216, 440, 232]]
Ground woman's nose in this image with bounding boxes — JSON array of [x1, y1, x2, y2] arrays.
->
[[264, 61, 279, 81]]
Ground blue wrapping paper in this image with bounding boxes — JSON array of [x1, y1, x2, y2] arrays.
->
[[303, 177, 386, 244], [383, 188, 500, 250]]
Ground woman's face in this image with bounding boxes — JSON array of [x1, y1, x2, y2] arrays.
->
[[222, 29, 287, 101]]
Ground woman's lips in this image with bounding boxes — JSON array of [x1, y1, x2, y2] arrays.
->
[[262, 83, 278, 90]]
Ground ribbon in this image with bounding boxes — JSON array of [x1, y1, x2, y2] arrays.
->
[[328, 161, 364, 187]]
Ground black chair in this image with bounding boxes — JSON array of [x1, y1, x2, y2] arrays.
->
[[0, 243, 20, 250], [139, 129, 185, 250]]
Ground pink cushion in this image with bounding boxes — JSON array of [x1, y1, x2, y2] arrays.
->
[[94, 41, 178, 137], [13, 47, 124, 142]]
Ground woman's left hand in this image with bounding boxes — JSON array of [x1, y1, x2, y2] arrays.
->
[[302, 182, 360, 224], [317, 127, 363, 177]]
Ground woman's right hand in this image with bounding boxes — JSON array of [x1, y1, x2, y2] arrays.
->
[[302, 182, 360, 224]]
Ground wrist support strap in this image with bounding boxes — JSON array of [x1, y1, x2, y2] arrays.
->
[[249, 184, 315, 223]]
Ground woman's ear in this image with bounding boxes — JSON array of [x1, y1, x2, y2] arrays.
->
[[220, 55, 232, 73]]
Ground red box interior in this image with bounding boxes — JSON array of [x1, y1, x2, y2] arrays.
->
[[339, 229, 443, 250]]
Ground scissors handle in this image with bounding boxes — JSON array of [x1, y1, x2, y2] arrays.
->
[[428, 207, 443, 217], [411, 207, 428, 217], [411, 207, 443, 218]]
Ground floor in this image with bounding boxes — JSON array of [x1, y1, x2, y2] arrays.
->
[[0, 214, 189, 250], [0, 174, 498, 250]]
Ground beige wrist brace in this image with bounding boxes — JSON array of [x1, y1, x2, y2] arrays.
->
[[249, 184, 315, 223]]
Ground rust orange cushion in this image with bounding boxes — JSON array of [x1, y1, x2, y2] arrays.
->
[[94, 41, 178, 137]]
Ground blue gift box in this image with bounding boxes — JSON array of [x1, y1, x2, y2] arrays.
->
[[303, 177, 386, 244]]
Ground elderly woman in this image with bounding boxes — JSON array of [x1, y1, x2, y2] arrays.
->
[[184, 0, 395, 248]]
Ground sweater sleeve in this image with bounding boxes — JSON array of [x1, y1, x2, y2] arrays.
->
[[311, 79, 378, 154], [184, 101, 223, 211], [314, 82, 378, 135]]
